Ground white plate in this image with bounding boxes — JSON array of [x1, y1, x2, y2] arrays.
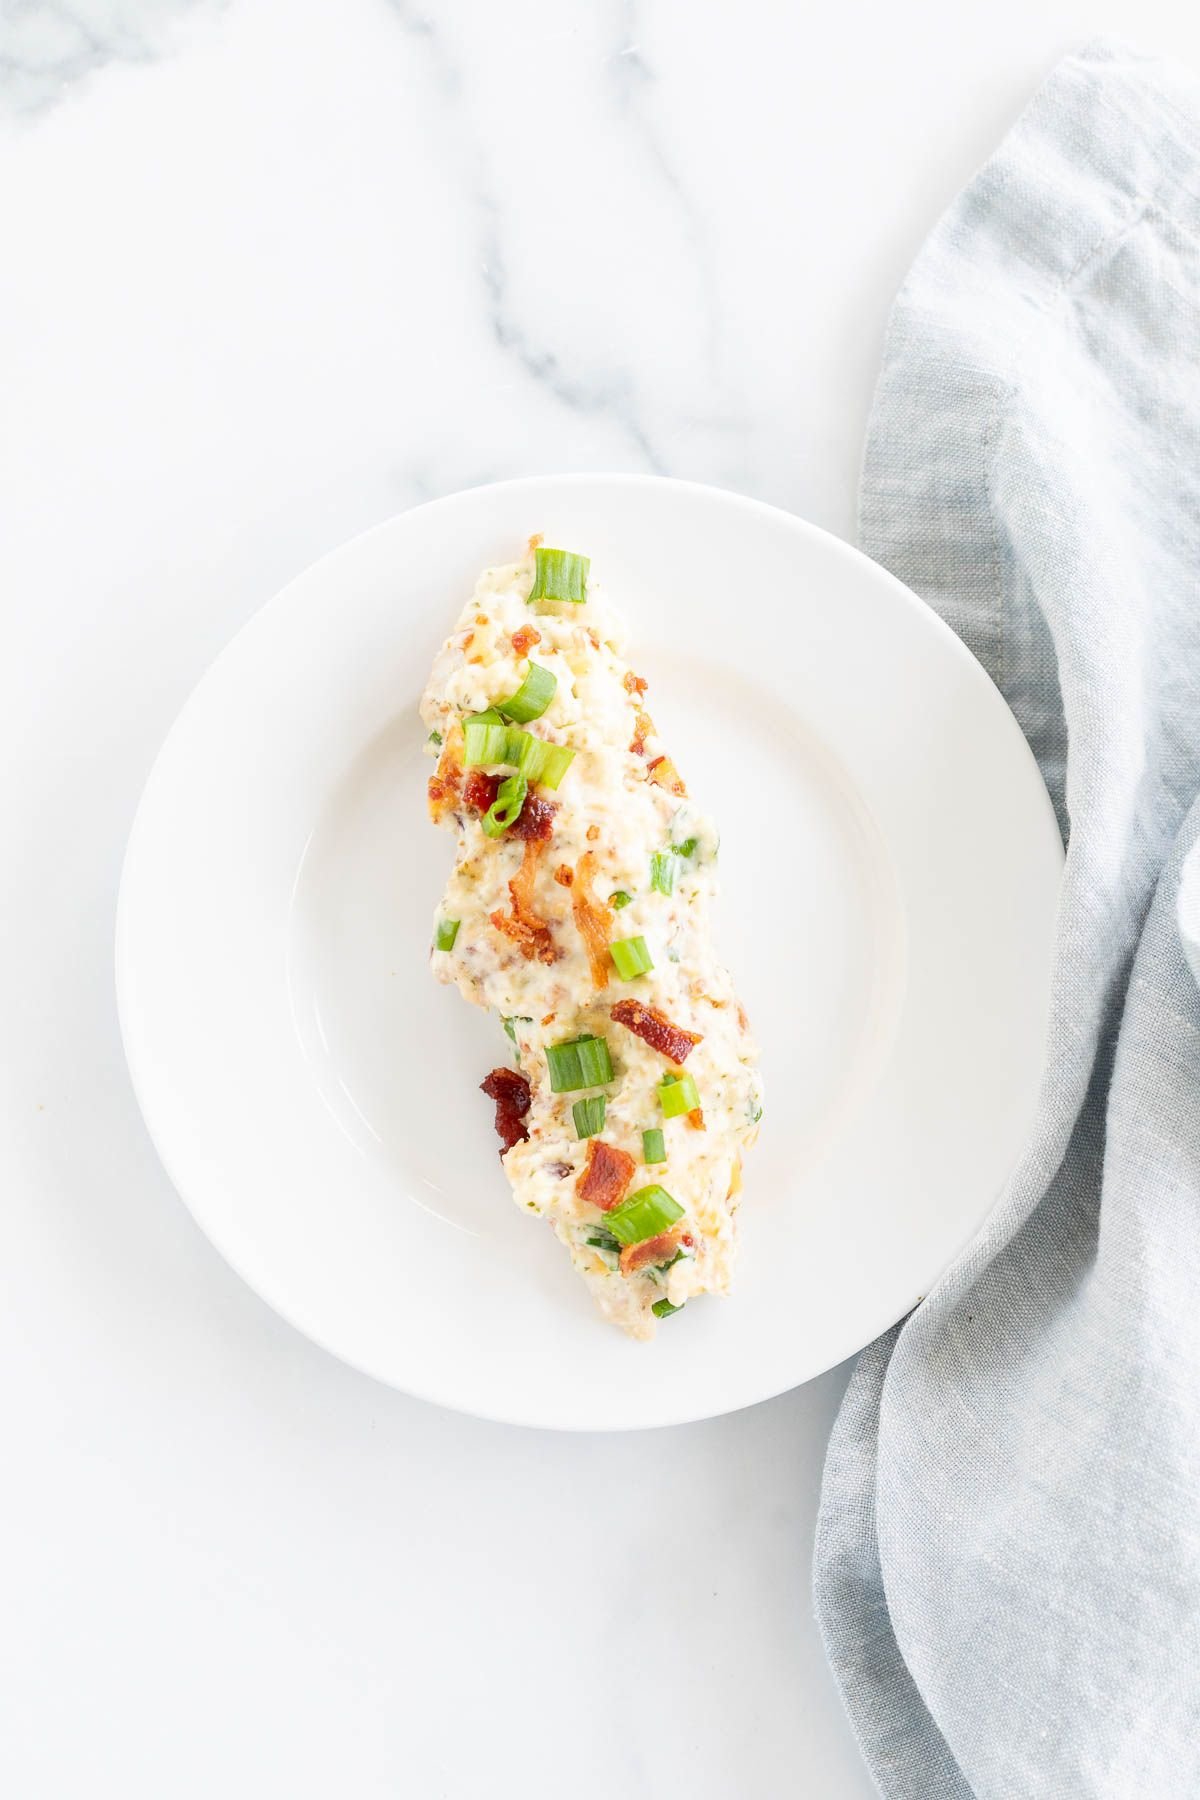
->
[[117, 475, 1061, 1430]]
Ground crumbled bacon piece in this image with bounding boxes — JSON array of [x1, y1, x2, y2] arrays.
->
[[490, 837, 558, 963], [554, 865, 574, 887], [480, 1067, 531, 1155], [687, 1109, 706, 1130], [619, 1229, 682, 1276], [630, 710, 654, 756], [610, 998, 702, 1065], [462, 769, 499, 814], [647, 755, 686, 796], [511, 625, 541, 656], [586, 824, 599, 842], [624, 670, 648, 698], [510, 791, 556, 841], [461, 772, 556, 842], [577, 1139, 636, 1211], [427, 747, 463, 823], [572, 850, 612, 991]]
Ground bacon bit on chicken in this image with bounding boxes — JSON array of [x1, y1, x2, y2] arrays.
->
[[647, 755, 686, 797], [630, 710, 654, 755], [427, 744, 464, 823], [460, 774, 556, 843], [577, 1139, 636, 1211], [480, 1067, 531, 1155], [462, 769, 499, 814], [610, 997, 702, 1065], [511, 624, 541, 656], [687, 1109, 706, 1131], [490, 837, 558, 964], [510, 791, 557, 842], [553, 865, 574, 887], [572, 850, 612, 991], [623, 670, 648, 698], [586, 824, 600, 842], [619, 1229, 682, 1276], [461, 632, 475, 651]]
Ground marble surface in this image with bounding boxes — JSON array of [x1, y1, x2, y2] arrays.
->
[[7, 2, 1200, 1795]]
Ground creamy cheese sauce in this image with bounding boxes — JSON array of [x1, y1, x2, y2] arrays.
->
[[421, 545, 761, 1338]]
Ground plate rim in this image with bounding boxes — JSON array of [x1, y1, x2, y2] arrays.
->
[[116, 471, 1063, 1430]]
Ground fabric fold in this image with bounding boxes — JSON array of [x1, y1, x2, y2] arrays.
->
[[814, 39, 1200, 1799]]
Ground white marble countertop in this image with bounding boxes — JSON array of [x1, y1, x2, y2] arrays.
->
[[6, 3, 1200, 1795]]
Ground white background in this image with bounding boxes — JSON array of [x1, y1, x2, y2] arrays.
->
[[4, 3, 1197, 1795]]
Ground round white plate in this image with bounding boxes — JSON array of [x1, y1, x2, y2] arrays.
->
[[117, 475, 1061, 1430]]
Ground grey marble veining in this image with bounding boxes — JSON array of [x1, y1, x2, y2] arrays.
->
[[388, 0, 675, 471], [0, 0, 218, 115]]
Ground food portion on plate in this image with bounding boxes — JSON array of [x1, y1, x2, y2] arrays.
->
[[421, 539, 762, 1338]]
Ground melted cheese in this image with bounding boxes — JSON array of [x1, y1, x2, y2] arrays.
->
[[421, 545, 761, 1338]]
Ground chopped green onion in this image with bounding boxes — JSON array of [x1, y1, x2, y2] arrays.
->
[[572, 1095, 607, 1139], [502, 1016, 531, 1044], [650, 851, 676, 896], [528, 547, 590, 605], [463, 716, 520, 768], [605, 1184, 685, 1246], [751, 1104, 763, 1124], [659, 1073, 700, 1118], [546, 1034, 614, 1093], [428, 729, 443, 746], [481, 772, 528, 838], [497, 662, 557, 724], [652, 1297, 683, 1319], [610, 935, 653, 980], [434, 918, 459, 952], [516, 732, 575, 790], [642, 1128, 666, 1165], [462, 712, 576, 789], [610, 890, 633, 910], [674, 837, 698, 858], [586, 1229, 622, 1255], [660, 1247, 687, 1271]]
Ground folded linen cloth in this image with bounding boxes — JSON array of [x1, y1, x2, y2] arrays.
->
[[814, 40, 1200, 1800]]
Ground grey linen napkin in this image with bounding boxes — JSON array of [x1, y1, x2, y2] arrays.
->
[[814, 40, 1200, 1800]]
